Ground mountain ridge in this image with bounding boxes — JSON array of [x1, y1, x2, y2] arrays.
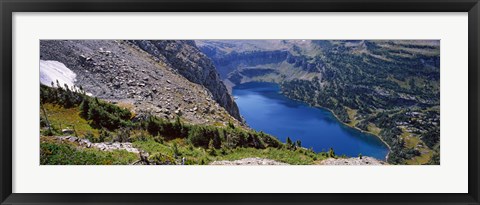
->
[[40, 40, 242, 126], [128, 40, 241, 121]]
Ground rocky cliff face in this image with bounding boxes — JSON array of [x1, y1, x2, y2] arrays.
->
[[40, 40, 241, 125], [200, 47, 289, 78], [128, 40, 241, 120], [196, 40, 321, 86]]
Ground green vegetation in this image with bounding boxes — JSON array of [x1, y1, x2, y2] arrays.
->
[[40, 137, 138, 165], [40, 82, 131, 135], [215, 147, 324, 165], [132, 138, 326, 165], [280, 41, 440, 165], [81, 97, 132, 130], [41, 103, 99, 137], [143, 114, 283, 150], [40, 85, 331, 165]]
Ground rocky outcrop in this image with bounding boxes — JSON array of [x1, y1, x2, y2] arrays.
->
[[40, 40, 241, 126], [200, 48, 289, 78], [285, 53, 324, 73], [319, 157, 388, 165], [196, 40, 322, 87], [55, 135, 141, 153], [128, 40, 241, 121], [210, 157, 288, 165], [227, 68, 279, 85]]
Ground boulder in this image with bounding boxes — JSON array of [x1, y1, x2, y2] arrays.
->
[[62, 129, 75, 135]]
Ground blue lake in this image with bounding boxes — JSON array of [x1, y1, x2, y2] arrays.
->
[[232, 82, 389, 160]]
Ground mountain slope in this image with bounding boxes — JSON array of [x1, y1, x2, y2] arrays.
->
[[128, 40, 241, 120], [40, 40, 241, 126], [39, 84, 330, 165], [197, 40, 440, 165]]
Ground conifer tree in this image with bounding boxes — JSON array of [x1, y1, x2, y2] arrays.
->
[[328, 148, 335, 158], [286, 137, 292, 146]]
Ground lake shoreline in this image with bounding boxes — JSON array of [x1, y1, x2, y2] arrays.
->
[[276, 91, 392, 162], [233, 81, 390, 161], [316, 105, 391, 162]]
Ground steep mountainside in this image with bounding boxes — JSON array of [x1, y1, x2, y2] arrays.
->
[[128, 40, 240, 120], [196, 40, 440, 165], [40, 40, 241, 126]]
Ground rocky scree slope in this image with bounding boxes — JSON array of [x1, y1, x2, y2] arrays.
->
[[128, 40, 241, 120], [40, 40, 241, 126]]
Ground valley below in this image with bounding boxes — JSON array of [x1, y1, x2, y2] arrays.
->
[[39, 39, 439, 165], [198, 40, 440, 165]]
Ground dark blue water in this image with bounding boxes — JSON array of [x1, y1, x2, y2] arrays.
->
[[233, 82, 389, 160]]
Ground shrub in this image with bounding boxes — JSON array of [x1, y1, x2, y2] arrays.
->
[[84, 131, 97, 143], [172, 142, 181, 157], [154, 135, 165, 144], [328, 148, 335, 158], [115, 128, 131, 142], [148, 152, 176, 165], [295, 140, 302, 148], [99, 129, 110, 142]]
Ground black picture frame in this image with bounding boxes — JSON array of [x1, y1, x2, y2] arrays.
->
[[1, 0, 479, 204]]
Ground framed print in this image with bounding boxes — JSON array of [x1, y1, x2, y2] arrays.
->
[[1, 0, 479, 204]]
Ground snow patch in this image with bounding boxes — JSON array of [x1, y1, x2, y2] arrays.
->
[[40, 60, 77, 88]]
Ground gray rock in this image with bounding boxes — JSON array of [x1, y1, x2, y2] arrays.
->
[[67, 136, 78, 142], [62, 129, 75, 135], [210, 158, 288, 165], [319, 157, 388, 165]]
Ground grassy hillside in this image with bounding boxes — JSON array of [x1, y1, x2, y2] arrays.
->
[[41, 136, 138, 165], [40, 84, 330, 165]]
